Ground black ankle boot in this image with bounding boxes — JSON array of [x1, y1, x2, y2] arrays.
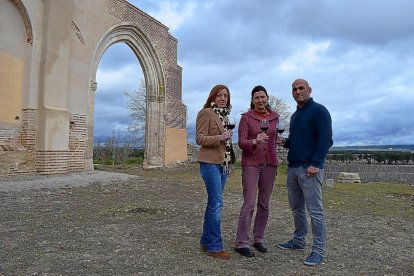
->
[[234, 247, 255, 257]]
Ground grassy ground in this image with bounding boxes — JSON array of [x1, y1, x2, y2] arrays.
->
[[99, 162, 414, 221]]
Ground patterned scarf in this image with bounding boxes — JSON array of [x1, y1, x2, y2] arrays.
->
[[211, 102, 233, 174]]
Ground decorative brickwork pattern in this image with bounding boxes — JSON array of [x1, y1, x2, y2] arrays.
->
[[36, 151, 69, 175], [12, 0, 33, 44], [0, 126, 19, 143], [69, 114, 87, 171], [19, 109, 37, 150], [0, 143, 25, 151], [71, 21, 86, 45]]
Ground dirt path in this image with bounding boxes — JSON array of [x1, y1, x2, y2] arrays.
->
[[0, 169, 413, 275]]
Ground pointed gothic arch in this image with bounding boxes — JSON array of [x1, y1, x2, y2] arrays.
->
[[0, 0, 187, 176], [88, 22, 166, 167]]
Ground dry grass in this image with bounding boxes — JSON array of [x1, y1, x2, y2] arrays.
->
[[1, 163, 412, 275], [98, 162, 414, 220]]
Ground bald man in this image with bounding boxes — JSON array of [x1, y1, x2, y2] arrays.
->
[[277, 79, 333, 266]]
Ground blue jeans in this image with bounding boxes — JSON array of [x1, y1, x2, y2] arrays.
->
[[199, 162, 227, 252], [286, 167, 326, 256]]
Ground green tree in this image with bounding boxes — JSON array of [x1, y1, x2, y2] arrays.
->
[[373, 152, 386, 164]]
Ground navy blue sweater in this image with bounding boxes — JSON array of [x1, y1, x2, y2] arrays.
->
[[285, 98, 333, 169]]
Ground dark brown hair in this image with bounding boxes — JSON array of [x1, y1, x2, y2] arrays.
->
[[203, 84, 231, 109], [250, 85, 271, 110]]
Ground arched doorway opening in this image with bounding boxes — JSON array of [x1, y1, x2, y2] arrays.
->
[[93, 42, 146, 165], [87, 23, 166, 169]]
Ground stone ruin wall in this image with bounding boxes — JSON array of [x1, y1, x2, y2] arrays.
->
[[0, 109, 36, 175], [1, 109, 87, 175], [0, 0, 186, 175], [325, 163, 414, 184]]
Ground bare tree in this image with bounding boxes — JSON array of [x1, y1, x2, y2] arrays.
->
[[107, 129, 117, 165], [268, 96, 291, 165], [93, 81, 146, 165], [239, 95, 291, 132], [124, 79, 146, 148], [93, 129, 135, 165], [115, 129, 134, 164], [268, 95, 291, 126], [93, 139, 105, 161], [267, 95, 292, 135]]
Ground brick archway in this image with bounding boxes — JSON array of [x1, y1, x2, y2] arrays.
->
[[10, 0, 33, 44], [0, 0, 187, 175], [88, 23, 166, 168]]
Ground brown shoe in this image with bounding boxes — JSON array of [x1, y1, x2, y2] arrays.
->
[[207, 251, 231, 259], [200, 245, 207, 252]]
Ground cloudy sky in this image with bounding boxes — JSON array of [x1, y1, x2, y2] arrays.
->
[[95, 0, 414, 146]]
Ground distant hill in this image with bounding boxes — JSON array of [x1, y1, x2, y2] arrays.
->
[[330, 145, 414, 153]]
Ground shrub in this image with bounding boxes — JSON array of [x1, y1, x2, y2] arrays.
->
[[126, 156, 144, 165]]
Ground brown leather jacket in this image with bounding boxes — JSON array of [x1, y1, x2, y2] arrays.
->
[[196, 108, 227, 164]]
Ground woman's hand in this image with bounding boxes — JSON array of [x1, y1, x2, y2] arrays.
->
[[276, 137, 285, 146], [220, 130, 233, 141], [255, 132, 268, 144]]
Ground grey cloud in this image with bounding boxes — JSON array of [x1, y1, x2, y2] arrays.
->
[[119, 0, 414, 146], [175, 1, 292, 64], [98, 43, 141, 71], [284, 0, 414, 46], [93, 104, 132, 137], [331, 92, 414, 146]]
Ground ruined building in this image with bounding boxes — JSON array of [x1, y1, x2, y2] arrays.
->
[[0, 0, 187, 175]]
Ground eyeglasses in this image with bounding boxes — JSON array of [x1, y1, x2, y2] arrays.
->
[[292, 86, 306, 92]]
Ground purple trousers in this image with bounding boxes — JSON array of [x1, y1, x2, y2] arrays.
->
[[235, 164, 277, 248]]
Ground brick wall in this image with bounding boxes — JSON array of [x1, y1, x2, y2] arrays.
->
[[164, 35, 186, 129], [35, 113, 87, 175], [0, 125, 19, 143], [36, 151, 69, 175], [20, 109, 36, 150], [69, 114, 87, 171], [0, 109, 37, 175]]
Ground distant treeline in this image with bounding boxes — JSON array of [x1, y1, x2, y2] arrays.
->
[[327, 151, 414, 164], [330, 144, 414, 152]]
